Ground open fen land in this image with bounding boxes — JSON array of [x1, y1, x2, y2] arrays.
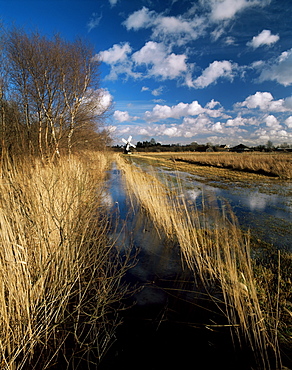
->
[[0, 150, 291, 369]]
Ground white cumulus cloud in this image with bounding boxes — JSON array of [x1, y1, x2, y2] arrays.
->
[[238, 91, 292, 112], [144, 101, 206, 122], [114, 110, 131, 123], [132, 41, 188, 80], [143, 99, 227, 123], [240, 91, 273, 110], [209, 0, 269, 21], [99, 42, 132, 64], [114, 110, 139, 123], [193, 60, 236, 88], [226, 115, 256, 126], [123, 6, 206, 46], [285, 116, 292, 128], [98, 43, 142, 80], [259, 49, 292, 86], [247, 29, 279, 48], [163, 126, 179, 137], [265, 115, 280, 128], [123, 7, 155, 30]]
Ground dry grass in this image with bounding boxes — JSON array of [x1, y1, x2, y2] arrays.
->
[[171, 152, 292, 179], [116, 153, 288, 369], [0, 152, 130, 369]]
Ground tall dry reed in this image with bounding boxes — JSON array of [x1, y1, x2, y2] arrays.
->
[[172, 152, 292, 179], [117, 153, 281, 369], [0, 152, 129, 369]]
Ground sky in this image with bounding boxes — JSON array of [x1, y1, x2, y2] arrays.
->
[[1, 0, 292, 147]]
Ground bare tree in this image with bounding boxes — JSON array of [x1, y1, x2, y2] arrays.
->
[[5, 28, 110, 160]]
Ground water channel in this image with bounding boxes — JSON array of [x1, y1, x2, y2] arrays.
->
[[100, 160, 292, 369], [128, 157, 292, 250]]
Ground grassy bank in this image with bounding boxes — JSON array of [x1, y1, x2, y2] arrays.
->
[[133, 152, 292, 179], [117, 153, 291, 369], [0, 152, 130, 369]]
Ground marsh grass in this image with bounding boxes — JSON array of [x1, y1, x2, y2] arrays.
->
[[117, 153, 287, 369], [0, 152, 130, 369], [172, 152, 292, 179]]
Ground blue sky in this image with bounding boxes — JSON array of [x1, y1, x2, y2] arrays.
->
[[1, 0, 292, 146]]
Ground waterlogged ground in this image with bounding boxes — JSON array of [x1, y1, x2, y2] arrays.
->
[[100, 157, 292, 370], [102, 162, 252, 369], [127, 154, 292, 250]]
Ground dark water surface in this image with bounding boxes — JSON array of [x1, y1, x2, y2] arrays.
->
[[98, 162, 292, 369]]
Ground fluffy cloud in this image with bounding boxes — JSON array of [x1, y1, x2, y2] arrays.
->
[[114, 94, 292, 146], [132, 41, 188, 80], [99, 42, 132, 64], [83, 88, 112, 116], [123, 7, 155, 30], [113, 110, 131, 123], [259, 49, 292, 86], [123, 2, 270, 46], [239, 91, 273, 110], [205, 99, 221, 109], [152, 15, 204, 45], [211, 121, 224, 132], [97, 43, 142, 80], [163, 126, 180, 137], [264, 114, 280, 128], [238, 91, 292, 112], [285, 116, 292, 128], [247, 29, 279, 48], [99, 89, 112, 110], [226, 115, 256, 126], [283, 97, 292, 110], [143, 100, 227, 122], [123, 7, 205, 45], [114, 110, 139, 123], [98, 41, 188, 81], [144, 101, 207, 122], [209, 0, 269, 21], [193, 60, 236, 88]]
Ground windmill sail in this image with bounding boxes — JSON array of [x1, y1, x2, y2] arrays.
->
[[122, 136, 136, 153]]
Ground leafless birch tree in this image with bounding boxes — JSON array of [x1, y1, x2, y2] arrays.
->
[[4, 28, 109, 160]]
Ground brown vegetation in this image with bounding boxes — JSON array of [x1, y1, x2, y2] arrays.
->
[[117, 153, 291, 369], [0, 152, 130, 369], [0, 28, 111, 162], [172, 152, 292, 179]]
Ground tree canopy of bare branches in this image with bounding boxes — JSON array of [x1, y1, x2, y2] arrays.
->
[[1, 27, 111, 160]]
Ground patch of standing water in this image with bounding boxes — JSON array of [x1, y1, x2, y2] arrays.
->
[[129, 158, 292, 250], [101, 161, 268, 370], [105, 162, 183, 307]]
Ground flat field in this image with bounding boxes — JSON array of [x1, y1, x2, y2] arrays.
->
[[131, 151, 292, 180]]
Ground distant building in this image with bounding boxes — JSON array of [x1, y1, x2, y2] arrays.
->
[[217, 144, 229, 151], [231, 144, 251, 152], [276, 147, 292, 152]]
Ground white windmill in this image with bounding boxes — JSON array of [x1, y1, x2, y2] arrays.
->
[[122, 135, 136, 154]]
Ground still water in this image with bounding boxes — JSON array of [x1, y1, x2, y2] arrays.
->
[[100, 161, 292, 369], [104, 160, 292, 307], [128, 158, 292, 250]]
